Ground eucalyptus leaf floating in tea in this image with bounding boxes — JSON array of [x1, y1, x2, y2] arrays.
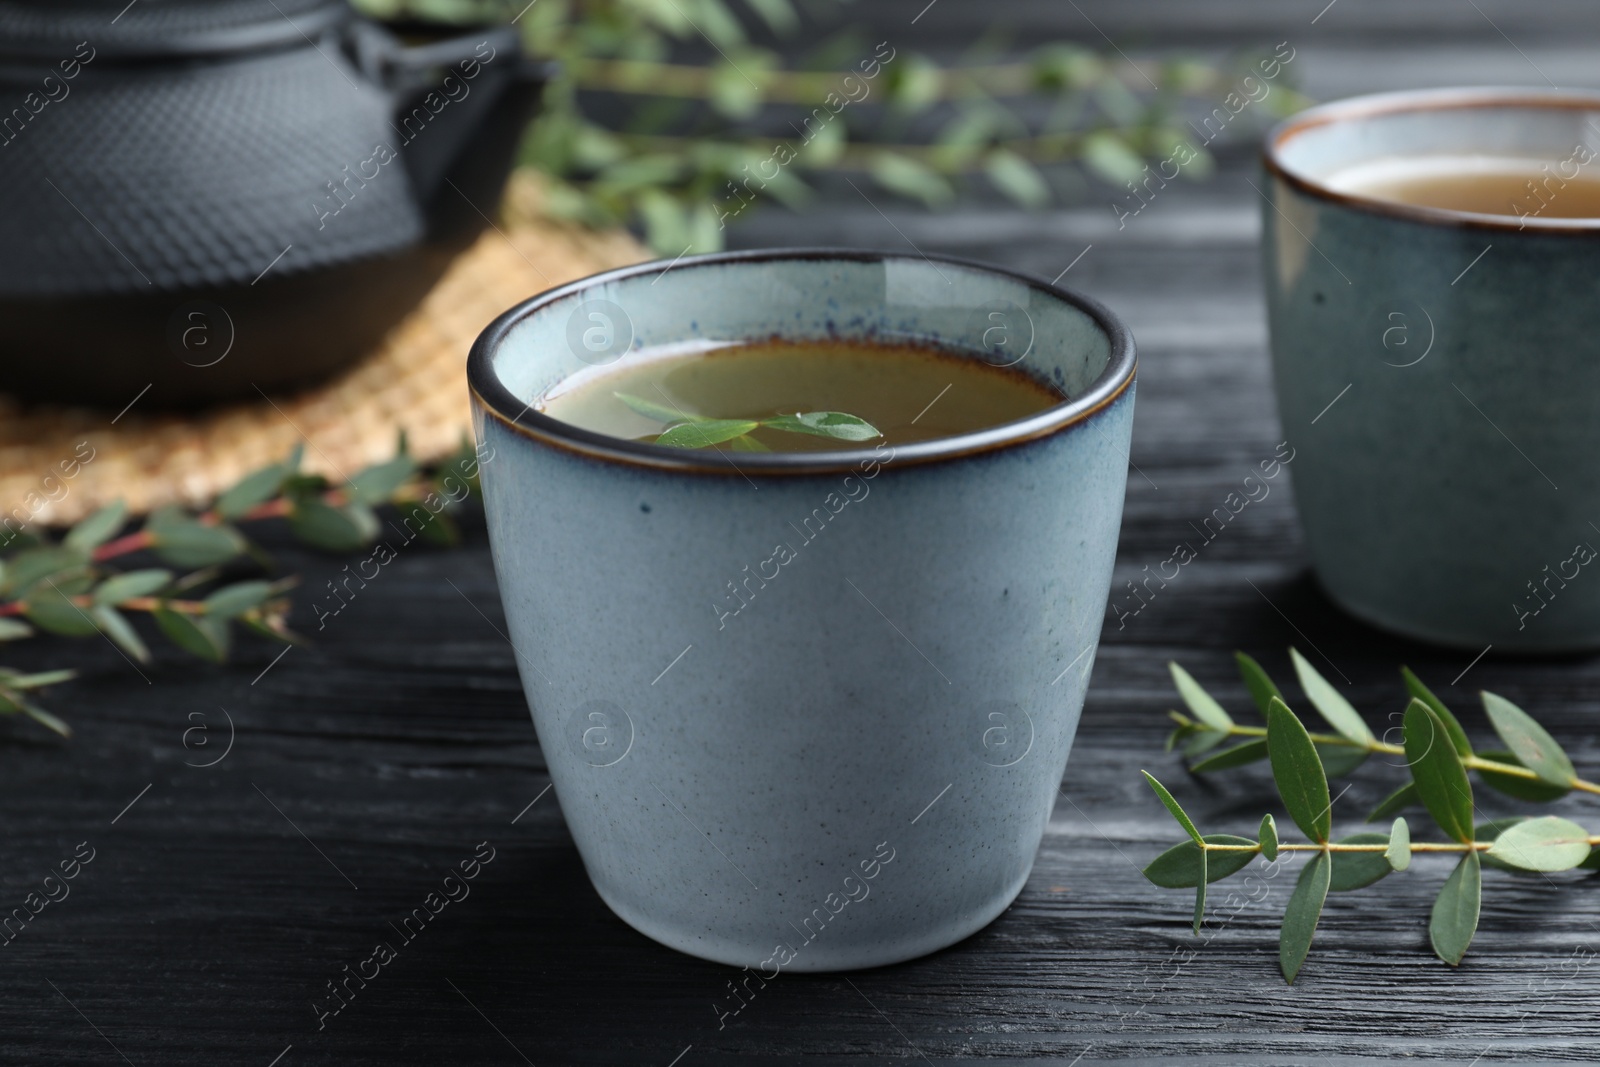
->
[[539, 338, 1062, 451]]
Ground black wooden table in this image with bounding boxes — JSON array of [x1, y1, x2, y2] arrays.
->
[[7, 2, 1600, 1063]]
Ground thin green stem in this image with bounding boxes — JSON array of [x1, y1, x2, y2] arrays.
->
[[607, 126, 1178, 170], [1203, 719, 1600, 797], [568, 56, 1230, 104], [1202, 836, 1600, 854]]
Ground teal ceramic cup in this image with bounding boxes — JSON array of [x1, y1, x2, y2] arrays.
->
[[468, 250, 1136, 970], [1263, 89, 1600, 651]]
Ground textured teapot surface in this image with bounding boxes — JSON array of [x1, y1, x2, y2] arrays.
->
[[0, 0, 447, 295], [0, 0, 544, 406], [0, 0, 347, 59]]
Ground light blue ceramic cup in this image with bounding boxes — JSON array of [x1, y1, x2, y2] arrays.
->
[[468, 250, 1135, 971], [1264, 89, 1600, 651]]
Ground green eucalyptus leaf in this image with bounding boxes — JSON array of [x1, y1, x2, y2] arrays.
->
[[154, 606, 226, 663], [634, 186, 693, 254], [1475, 748, 1571, 801], [1193, 859, 1207, 935], [202, 581, 274, 620], [281, 472, 329, 497], [1092, 78, 1144, 127], [422, 504, 462, 545], [1486, 815, 1591, 872], [1030, 43, 1101, 91], [1165, 712, 1199, 752], [91, 604, 150, 664], [797, 114, 845, 165], [21, 701, 70, 738], [345, 501, 380, 542], [743, 0, 797, 35], [1266, 697, 1331, 843], [615, 392, 706, 424], [693, 0, 747, 50], [1482, 690, 1574, 788], [23, 583, 98, 636], [1474, 817, 1533, 874], [930, 109, 996, 169], [52, 572, 93, 597], [1179, 728, 1228, 758], [1189, 737, 1268, 772], [1328, 832, 1392, 891], [1430, 851, 1481, 966], [1366, 781, 1420, 822], [197, 615, 230, 661], [728, 434, 771, 452], [1315, 742, 1369, 779], [1143, 834, 1257, 888], [867, 151, 955, 208], [0, 617, 33, 641], [1386, 817, 1411, 871], [707, 61, 763, 120], [147, 508, 247, 568], [0, 530, 42, 554], [93, 569, 173, 606], [1169, 662, 1233, 732], [240, 611, 302, 647], [1474, 816, 1529, 838], [2, 546, 90, 597], [1081, 129, 1145, 186], [1140, 770, 1202, 845], [1259, 813, 1279, 861], [885, 53, 943, 113], [215, 461, 289, 520], [1235, 651, 1284, 715], [3, 669, 75, 689], [289, 498, 370, 552], [761, 411, 881, 442], [1280, 850, 1331, 984], [655, 419, 761, 449], [602, 154, 685, 196], [1290, 648, 1374, 745], [347, 454, 418, 506], [1404, 699, 1474, 843], [1400, 667, 1472, 757], [63, 500, 127, 552], [983, 149, 1051, 209]]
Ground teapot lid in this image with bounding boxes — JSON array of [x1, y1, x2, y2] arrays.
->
[[0, 0, 349, 61]]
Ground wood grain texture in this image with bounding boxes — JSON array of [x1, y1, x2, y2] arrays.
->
[[6, 3, 1600, 1063]]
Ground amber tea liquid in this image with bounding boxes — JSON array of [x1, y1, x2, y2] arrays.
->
[[1325, 153, 1600, 219], [538, 338, 1062, 451]]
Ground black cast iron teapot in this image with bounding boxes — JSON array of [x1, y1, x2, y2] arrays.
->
[[0, 0, 549, 408]]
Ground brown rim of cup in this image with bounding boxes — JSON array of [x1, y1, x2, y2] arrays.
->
[[1261, 86, 1600, 234], [467, 248, 1138, 477]]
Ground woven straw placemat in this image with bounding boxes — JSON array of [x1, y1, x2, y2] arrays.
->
[[0, 180, 648, 527]]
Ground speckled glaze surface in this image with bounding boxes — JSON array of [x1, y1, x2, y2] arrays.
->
[[468, 250, 1135, 971], [1263, 89, 1600, 651]]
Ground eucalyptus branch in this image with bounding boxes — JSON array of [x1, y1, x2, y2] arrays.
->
[[1145, 648, 1599, 984], [608, 126, 1184, 171], [1197, 838, 1600, 853], [1166, 709, 1600, 797], [0, 433, 486, 738], [569, 56, 1247, 104], [355, 0, 1310, 254]]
